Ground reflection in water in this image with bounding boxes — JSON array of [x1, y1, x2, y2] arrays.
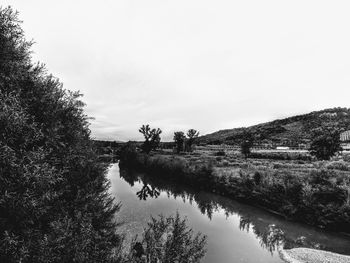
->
[[136, 184, 160, 200], [119, 167, 350, 256]]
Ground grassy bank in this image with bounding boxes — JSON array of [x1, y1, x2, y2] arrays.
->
[[119, 147, 350, 233]]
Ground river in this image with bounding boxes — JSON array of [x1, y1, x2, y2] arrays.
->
[[108, 163, 350, 263]]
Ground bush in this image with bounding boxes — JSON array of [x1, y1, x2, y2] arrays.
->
[[326, 161, 350, 171], [222, 160, 229, 167], [215, 151, 226, 156], [250, 151, 312, 161], [124, 213, 207, 263], [253, 171, 262, 185], [343, 154, 350, 162], [119, 142, 138, 166]]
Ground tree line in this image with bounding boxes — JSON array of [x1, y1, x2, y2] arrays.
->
[[138, 122, 343, 161], [239, 127, 343, 161], [138, 125, 200, 154]]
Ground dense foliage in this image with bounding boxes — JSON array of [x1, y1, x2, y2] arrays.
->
[[186, 129, 199, 152], [172, 129, 199, 153], [120, 150, 350, 233], [240, 132, 254, 158], [124, 213, 207, 263], [309, 127, 342, 160], [0, 7, 122, 262], [174, 131, 186, 153]]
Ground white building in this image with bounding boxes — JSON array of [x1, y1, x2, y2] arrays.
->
[[340, 130, 350, 151], [340, 130, 350, 142]]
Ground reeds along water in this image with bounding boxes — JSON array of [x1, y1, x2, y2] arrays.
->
[[119, 149, 350, 234]]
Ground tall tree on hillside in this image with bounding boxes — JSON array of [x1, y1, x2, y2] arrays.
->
[[139, 124, 162, 154], [174, 131, 186, 153], [186, 129, 199, 152], [309, 126, 342, 160]]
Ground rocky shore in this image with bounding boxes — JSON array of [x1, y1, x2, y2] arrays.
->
[[280, 247, 350, 263]]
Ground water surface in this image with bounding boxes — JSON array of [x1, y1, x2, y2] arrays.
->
[[108, 164, 350, 263]]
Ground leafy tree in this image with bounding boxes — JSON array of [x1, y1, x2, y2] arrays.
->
[[240, 132, 254, 158], [139, 124, 162, 154], [309, 127, 342, 160], [125, 213, 207, 263], [174, 131, 186, 153], [186, 129, 199, 152], [0, 7, 122, 262]]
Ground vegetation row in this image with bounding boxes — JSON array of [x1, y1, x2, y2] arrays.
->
[[120, 143, 350, 233]]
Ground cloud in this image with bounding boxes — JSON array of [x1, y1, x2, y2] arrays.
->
[[6, 0, 350, 141]]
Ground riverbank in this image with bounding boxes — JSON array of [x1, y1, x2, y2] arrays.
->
[[119, 147, 350, 234], [279, 247, 350, 263]]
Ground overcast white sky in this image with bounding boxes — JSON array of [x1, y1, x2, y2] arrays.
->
[[4, 0, 350, 141]]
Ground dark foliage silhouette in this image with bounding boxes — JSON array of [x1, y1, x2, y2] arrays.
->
[[174, 131, 186, 153], [186, 129, 199, 151], [0, 7, 121, 262], [139, 124, 162, 154], [240, 132, 254, 158], [309, 127, 342, 160], [136, 184, 160, 200], [125, 213, 207, 263]]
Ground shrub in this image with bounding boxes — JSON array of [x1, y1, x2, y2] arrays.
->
[[250, 152, 312, 161], [253, 171, 262, 185], [326, 161, 350, 171], [215, 151, 226, 156], [119, 142, 137, 166], [343, 154, 350, 162], [125, 213, 207, 263], [222, 160, 229, 167]]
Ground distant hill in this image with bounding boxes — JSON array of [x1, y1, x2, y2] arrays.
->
[[198, 108, 350, 147]]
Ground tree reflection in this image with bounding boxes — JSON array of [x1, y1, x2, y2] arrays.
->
[[239, 217, 251, 233], [239, 217, 284, 254], [195, 192, 220, 220], [259, 225, 284, 254], [119, 167, 350, 256], [136, 184, 160, 200]]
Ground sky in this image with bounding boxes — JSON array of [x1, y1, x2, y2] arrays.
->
[[3, 0, 350, 141]]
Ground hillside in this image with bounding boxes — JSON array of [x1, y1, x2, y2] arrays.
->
[[198, 108, 350, 147]]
